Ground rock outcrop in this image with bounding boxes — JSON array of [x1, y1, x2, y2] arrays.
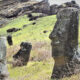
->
[[0, 0, 50, 28], [50, 4, 58, 15], [50, 1, 79, 15], [49, 7, 80, 79], [32, 1, 50, 14]]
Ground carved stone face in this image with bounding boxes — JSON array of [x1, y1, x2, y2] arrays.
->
[[49, 8, 79, 58], [13, 42, 32, 66], [50, 7, 80, 79], [20, 42, 32, 49]]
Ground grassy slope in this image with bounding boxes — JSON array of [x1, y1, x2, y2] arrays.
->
[[0, 14, 56, 45], [0, 14, 80, 80]]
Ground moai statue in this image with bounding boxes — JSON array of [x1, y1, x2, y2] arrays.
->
[[49, 7, 80, 79], [0, 37, 9, 80], [13, 42, 32, 66]]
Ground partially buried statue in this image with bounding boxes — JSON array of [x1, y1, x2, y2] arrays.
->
[[13, 42, 32, 66]]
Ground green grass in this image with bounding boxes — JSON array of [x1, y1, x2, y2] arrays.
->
[[0, 13, 80, 80], [8, 59, 54, 80], [2, 14, 56, 80], [0, 14, 56, 45]]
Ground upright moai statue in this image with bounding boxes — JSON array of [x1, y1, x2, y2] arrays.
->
[[13, 42, 32, 66], [49, 7, 80, 79], [0, 37, 9, 80]]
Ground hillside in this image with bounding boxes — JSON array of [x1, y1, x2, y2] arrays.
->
[[0, 13, 80, 80]]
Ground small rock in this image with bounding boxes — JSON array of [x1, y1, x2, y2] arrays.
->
[[32, 22, 36, 25], [43, 30, 48, 33], [7, 28, 21, 33], [27, 13, 33, 18], [7, 35, 13, 46]]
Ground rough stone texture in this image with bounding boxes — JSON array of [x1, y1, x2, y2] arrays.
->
[[7, 35, 13, 46], [13, 42, 32, 66], [0, 37, 9, 79], [32, 1, 50, 14], [50, 4, 58, 15], [0, 0, 49, 28], [50, 1, 79, 15], [49, 8, 80, 79], [19, 0, 29, 2], [7, 28, 21, 33]]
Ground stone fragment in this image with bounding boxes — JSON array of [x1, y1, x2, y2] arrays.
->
[[7, 28, 21, 33]]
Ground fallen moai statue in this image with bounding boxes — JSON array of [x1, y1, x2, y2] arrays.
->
[[13, 42, 32, 66], [49, 7, 80, 79]]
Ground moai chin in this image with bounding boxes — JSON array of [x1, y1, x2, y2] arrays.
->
[[49, 7, 80, 79], [0, 37, 9, 80]]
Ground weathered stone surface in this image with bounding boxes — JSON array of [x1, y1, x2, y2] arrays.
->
[[49, 7, 80, 79], [50, 1, 79, 15], [0, 0, 49, 28], [0, 8, 22, 18], [33, 1, 50, 14], [50, 4, 58, 15], [0, 37, 9, 79], [7, 35, 13, 46], [28, 13, 47, 21], [7, 28, 21, 33], [19, 0, 29, 2], [13, 42, 32, 66]]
